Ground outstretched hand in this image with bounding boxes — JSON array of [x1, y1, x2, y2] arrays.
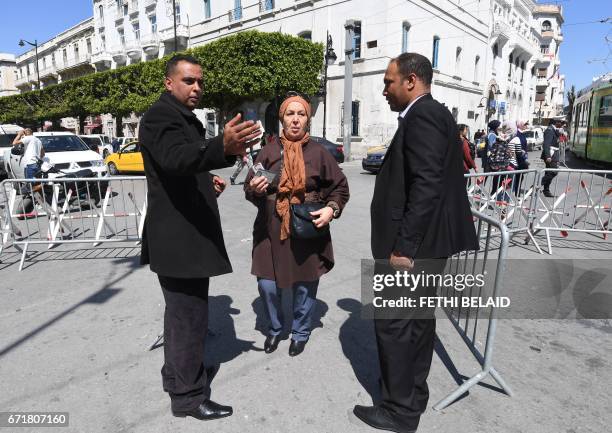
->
[[223, 114, 262, 156]]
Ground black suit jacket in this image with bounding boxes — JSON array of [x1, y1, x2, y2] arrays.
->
[[540, 125, 559, 160], [139, 92, 234, 278], [370, 94, 478, 260]]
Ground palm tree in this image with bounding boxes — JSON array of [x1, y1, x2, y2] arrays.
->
[[566, 85, 576, 126]]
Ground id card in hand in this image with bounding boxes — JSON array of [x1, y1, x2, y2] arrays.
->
[[252, 163, 277, 183]]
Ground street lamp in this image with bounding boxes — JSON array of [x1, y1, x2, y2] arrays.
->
[[321, 31, 337, 139], [19, 38, 40, 90]]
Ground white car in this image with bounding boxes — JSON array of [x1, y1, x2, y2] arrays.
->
[[0, 124, 24, 179], [7, 132, 107, 180], [523, 127, 544, 152], [79, 134, 114, 158]]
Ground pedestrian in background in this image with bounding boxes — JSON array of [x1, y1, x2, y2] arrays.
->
[[541, 118, 563, 197], [12, 128, 44, 179], [459, 124, 478, 184], [244, 93, 349, 357], [139, 54, 261, 422]]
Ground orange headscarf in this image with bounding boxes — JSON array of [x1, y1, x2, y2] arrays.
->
[[276, 96, 311, 241]]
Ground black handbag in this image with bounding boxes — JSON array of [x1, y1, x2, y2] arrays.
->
[[290, 202, 329, 240], [276, 143, 329, 240]]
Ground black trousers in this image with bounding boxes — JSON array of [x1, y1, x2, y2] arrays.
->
[[373, 258, 447, 429], [541, 152, 559, 192], [158, 275, 210, 412]]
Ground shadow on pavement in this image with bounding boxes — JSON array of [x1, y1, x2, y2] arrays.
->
[[205, 295, 258, 366], [337, 298, 381, 404], [0, 254, 141, 358]]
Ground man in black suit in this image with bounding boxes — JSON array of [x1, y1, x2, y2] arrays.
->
[[139, 54, 260, 421], [353, 53, 478, 433], [540, 118, 563, 197]]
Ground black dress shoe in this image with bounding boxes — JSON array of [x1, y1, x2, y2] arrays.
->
[[543, 190, 554, 198], [353, 405, 417, 433], [288, 339, 306, 356], [172, 399, 233, 421], [264, 334, 281, 353]]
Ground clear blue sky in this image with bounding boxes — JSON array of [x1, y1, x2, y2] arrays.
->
[[0, 0, 609, 95], [0, 1, 92, 55], [558, 0, 612, 93]]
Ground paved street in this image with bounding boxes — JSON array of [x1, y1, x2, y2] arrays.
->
[[0, 160, 611, 433]]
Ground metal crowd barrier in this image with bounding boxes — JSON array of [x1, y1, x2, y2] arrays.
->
[[0, 176, 147, 270], [433, 208, 513, 410], [525, 168, 612, 254], [465, 169, 540, 244]]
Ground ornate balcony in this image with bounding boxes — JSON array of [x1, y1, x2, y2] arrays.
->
[[492, 21, 511, 45], [536, 77, 548, 88], [125, 41, 142, 60], [92, 50, 113, 70], [111, 46, 127, 64], [141, 34, 159, 55]]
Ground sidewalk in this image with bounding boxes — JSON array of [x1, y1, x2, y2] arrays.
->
[[0, 161, 610, 433]]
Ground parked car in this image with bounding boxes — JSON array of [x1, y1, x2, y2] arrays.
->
[[7, 132, 107, 180], [0, 124, 24, 180], [79, 134, 114, 158], [523, 127, 544, 151], [310, 136, 344, 164], [104, 141, 144, 175], [361, 140, 391, 173]]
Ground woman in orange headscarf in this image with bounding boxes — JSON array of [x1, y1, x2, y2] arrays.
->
[[244, 93, 349, 356]]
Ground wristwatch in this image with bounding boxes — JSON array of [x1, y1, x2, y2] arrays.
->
[[327, 201, 340, 218]]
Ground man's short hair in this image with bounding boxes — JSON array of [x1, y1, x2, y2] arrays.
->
[[165, 54, 200, 78], [392, 53, 433, 86]]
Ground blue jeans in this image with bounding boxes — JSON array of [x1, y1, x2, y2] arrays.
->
[[24, 163, 39, 179], [257, 278, 319, 342]]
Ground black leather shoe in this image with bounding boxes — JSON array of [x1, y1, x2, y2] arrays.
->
[[172, 399, 233, 421], [288, 339, 306, 356], [264, 334, 281, 353], [543, 190, 554, 198], [353, 405, 417, 433]]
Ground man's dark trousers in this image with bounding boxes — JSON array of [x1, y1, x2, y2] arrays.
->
[[158, 275, 210, 412], [541, 152, 559, 193], [373, 259, 447, 429]]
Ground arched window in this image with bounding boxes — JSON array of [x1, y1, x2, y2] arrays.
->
[[493, 43, 498, 57], [298, 31, 312, 41], [432, 36, 440, 69], [542, 20, 552, 32], [508, 54, 513, 78], [401, 22, 411, 53], [474, 55, 480, 82]]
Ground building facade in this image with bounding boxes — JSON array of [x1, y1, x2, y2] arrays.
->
[[92, 0, 190, 72], [15, 18, 96, 93], [187, 0, 491, 155], [8, 0, 564, 150], [532, 3, 564, 124], [0, 54, 18, 97]]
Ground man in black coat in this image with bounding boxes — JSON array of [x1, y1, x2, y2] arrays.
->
[[353, 53, 478, 433], [139, 54, 261, 421], [540, 118, 563, 197]]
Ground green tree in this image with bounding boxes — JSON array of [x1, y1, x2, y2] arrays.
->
[[0, 31, 323, 130]]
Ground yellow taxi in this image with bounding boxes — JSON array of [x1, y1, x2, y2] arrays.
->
[[104, 141, 144, 175]]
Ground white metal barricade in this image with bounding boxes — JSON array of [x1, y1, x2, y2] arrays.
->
[[525, 169, 612, 254], [0, 176, 147, 270]]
